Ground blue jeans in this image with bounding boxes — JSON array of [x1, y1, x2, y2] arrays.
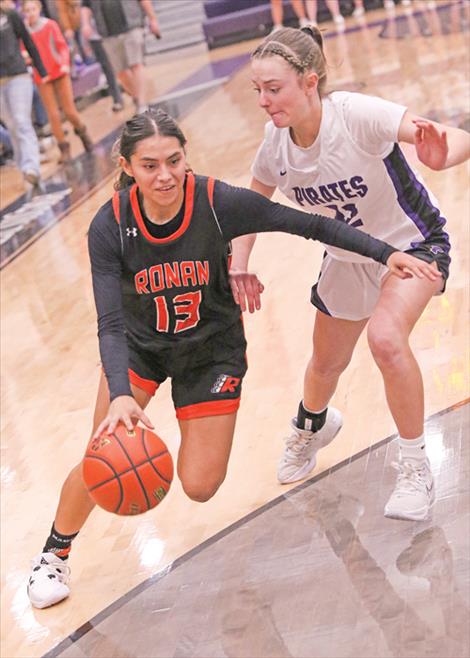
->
[[0, 73, 40, 175], [0, 123, 13, 153], [32, 83, 48, 127]]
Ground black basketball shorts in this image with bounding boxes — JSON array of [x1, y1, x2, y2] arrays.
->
[[127, 321, 248, 421]]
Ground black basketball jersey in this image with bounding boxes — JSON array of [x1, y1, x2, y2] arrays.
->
[[112, 173, 241, 361]]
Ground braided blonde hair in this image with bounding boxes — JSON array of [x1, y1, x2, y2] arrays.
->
[[252, 26, 327, 96]]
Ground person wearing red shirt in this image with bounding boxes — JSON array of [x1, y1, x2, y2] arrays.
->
[[22, 0, 93, 162]]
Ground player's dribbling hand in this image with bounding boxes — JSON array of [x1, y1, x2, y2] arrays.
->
[[93, 396, 154, 438], [413, 119, 448, 170], [229, 269, 265, 313], [386, 252, 443, 281]]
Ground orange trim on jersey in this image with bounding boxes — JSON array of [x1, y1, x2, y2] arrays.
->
[[128, 369, 159, 396], [176, 398, 240, 420], [207, 176, 215, 206], [112, 192, 120, 224], [129, 173, 195, 244]]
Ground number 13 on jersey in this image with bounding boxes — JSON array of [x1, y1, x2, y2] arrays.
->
[[154, 291, 202, 333]]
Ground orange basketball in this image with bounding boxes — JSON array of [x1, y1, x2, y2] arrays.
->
[[82, 425, 173, 515]]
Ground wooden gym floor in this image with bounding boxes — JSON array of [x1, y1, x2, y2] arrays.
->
[[1, 2, 469, 657]]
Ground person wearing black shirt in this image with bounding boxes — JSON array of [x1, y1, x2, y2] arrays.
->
[[0, 0, 48, 196], [81, 0, 160, 114], [26, 109, 441, 610]]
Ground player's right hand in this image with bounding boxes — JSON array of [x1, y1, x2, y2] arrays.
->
[[386, 252, 443, 281], [93, 396, 154, 438], [229, 269, 265, 313]]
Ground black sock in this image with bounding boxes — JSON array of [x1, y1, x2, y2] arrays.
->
[[42, 523, 79, 560], [296, 401, 327, 432]]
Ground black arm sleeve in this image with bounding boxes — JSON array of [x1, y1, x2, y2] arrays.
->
[[88, 209, 132, 401], [213, 181, 398, 265], [10, 11, 48, 78]]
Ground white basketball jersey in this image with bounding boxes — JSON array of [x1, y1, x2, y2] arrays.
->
[[252, 92, 446, 263]]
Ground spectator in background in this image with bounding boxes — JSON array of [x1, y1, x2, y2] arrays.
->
[[22, 0, 93, 163], [352, 0, 365, 18], [81, 0, 161, 114], [304, 1, 345, 28], [41, 0, 92, 71], [86, 13, 124, 113], [270, 0, 310, 31], [0, 121, 14, 166], [32, 81, 49, 135], [0, 0, 47, 198], [41, 0, 124, 112]]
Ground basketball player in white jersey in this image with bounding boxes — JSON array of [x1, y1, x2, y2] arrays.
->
[[230, 26, 470, 521]]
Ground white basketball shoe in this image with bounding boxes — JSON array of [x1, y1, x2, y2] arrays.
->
[[27, 552, 71, 608], [277, 408, 343, 484], [384, 458, 435, 521]]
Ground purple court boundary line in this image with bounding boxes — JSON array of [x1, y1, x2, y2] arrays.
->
[[42, 397, 469, 658], [1, 0, 461, 270]]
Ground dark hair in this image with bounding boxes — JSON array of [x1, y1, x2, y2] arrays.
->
[[251, 25, 328, 96], [114, 108, 187, 190]]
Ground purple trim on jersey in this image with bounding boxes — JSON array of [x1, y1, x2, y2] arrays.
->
[[383, 144, 450, 251]]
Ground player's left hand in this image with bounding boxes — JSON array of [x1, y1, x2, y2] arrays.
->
[[386, 252, 443, 281], [229, 269, 265, 313], [413, 119, 448, 170]]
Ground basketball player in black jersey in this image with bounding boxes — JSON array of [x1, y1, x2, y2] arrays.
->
[[27, 109, 441, 609]]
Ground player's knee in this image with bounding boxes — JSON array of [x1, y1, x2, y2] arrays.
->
[[312, 354, 350, 379], [367, 321, 404, 368], [180, 475, 225, 503]]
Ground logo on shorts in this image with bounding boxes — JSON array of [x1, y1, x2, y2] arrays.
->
[[280, 169, 287, 176], [211, 374, 241, 394], [429, 245, 444, 255]]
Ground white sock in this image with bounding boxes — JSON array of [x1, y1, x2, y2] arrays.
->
[[302, 401, 327, 415], [398, 435, 427, 463]]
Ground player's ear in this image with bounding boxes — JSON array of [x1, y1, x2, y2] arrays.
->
[[119, 155, 133, 178], [304, 71, 319, 96]]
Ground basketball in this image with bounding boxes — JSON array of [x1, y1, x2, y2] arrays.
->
[[82, 425, 174, 516]]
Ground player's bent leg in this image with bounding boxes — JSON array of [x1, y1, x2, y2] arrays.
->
[[368, 270, 442, 521], [278, 312, 367, 485], [177, 413, 237, 502], [28, 373, 152, 608], [367, 270, 441, 437]]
